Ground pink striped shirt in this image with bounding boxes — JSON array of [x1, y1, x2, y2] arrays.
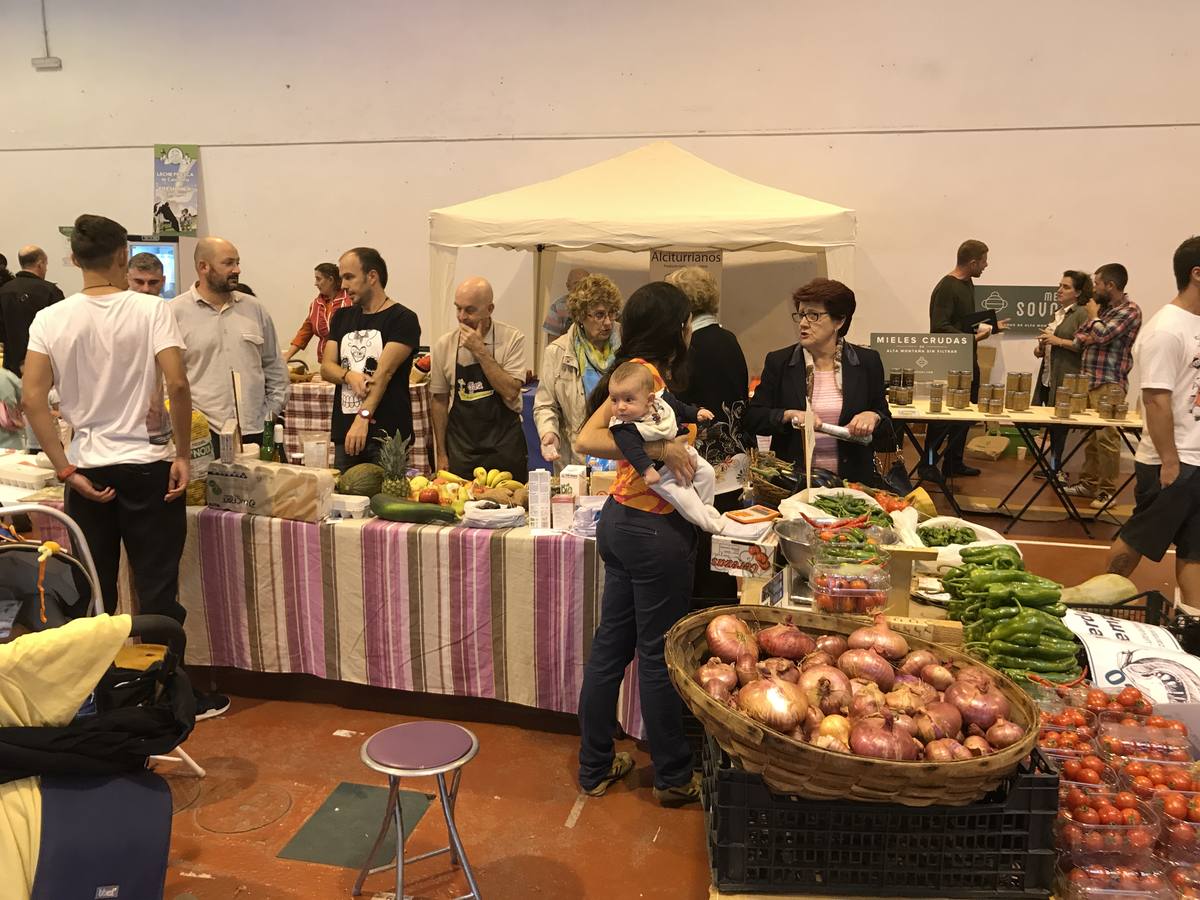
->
[[810, 369, 843, 471]]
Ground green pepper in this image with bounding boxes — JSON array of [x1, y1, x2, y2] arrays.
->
[[1022, 668, 1084, 684], [967, 570, 1037, 591], [989, 637, 1078, 661], [980, 605, 1019, 622], [965, 621, 993, 643], [1038, 602, 1069, 618], [946, 600, 966, 621], [989, 654, 1079, 673], [960, 544, 1022, 563], [962, 602, 984, 624], [985, 586, 1019, 608], [988, 609, 1045, 643], [1026, 608, 1075, 639], [1009, 584, 1062, 607], [989, 630, 1040, 648]]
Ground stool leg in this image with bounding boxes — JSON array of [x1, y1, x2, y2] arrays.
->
[[352, 776, 399, 897], [437, 772, 481, 899], [447, 768, 463, 867], [394, 776, 406, 900]]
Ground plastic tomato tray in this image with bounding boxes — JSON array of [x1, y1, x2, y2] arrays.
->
[[702, 734, 1058, 897]]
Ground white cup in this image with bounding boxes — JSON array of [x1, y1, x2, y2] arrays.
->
[[1016, 446, 1028, 461]]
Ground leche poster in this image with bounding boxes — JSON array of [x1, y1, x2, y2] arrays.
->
[[153, 144, 201, 236]]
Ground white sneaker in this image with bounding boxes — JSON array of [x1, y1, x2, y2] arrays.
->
[[1062, 483, 1093, 497], [1090, 492, 1113, 510]]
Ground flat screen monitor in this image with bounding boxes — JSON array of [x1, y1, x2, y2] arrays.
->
[[127, 236, 179, 299]]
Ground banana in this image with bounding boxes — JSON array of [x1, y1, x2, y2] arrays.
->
[[439, 470, 468, 485], [496, 471, 512, 484], [498, 480, 523, 492], [486, 468, 501, 487], [473, 467, 487, 480], [410, 475, 430, 492]]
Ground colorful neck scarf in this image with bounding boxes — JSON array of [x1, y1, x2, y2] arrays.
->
[[573, 324, 618, 397], [805, 339, 844, 399]]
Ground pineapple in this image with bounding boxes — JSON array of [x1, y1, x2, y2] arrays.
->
[[376, 431, 412, 498]]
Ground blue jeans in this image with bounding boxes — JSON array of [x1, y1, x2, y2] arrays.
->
[[578, 499, 697, 791]]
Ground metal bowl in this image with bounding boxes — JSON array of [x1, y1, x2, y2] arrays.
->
[[774, 518, 828, 576]]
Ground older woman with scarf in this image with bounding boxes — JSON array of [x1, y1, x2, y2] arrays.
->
[[745, 278, 892, 484], [534, 274, 623, 469]]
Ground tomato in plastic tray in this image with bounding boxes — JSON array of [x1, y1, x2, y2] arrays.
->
[[1056, 791, 1160, 865], [1040, 727, 1101, 756], [1099, 722, 1194, 762], [1112, 758, 1200, 799], [809, 559, 889, 616], [1063, 684, 1155, 718], [1169, 860, 1200, 898], [1057, 857, 1170, 898], [1041, 706, 1100, 741], [1049, 751, 1121, 790], [1099, 710, 1190, 735]]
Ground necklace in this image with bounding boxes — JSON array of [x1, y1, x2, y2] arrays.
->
[[82, 281, 118, 292]]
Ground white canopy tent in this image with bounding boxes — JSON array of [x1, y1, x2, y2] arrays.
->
[[427, 141, 857, 345]]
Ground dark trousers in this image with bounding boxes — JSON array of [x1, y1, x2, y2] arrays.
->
[[63, 461, 187, 623], [1033, 382, 1068, 469], [334, 440, 382, 470], [578, 499, 696, 791], [927, 368, 980, 472]]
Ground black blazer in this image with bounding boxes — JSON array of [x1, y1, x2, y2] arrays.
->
[[743, 341, 893, 484]]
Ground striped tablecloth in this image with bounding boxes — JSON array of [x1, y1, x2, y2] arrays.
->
[[283, 380, 433, 473]]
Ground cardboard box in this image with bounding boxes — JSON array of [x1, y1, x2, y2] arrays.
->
[[710, 532, 777, 577], [219, 418, 242, 464], [207, 460, 335, 522], [558, 464, 588, 497], [551, 495, 576, 531], [588, 470, 617, 496], [965, 434, 1010, 461]]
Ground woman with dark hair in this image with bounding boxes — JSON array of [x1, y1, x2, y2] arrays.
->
[[1035, 270, 1093, 474], [283, 262, 352, 370], [0, 254, 12, 289], [571, 281, 702, 807], [745, 278, 891, 483]]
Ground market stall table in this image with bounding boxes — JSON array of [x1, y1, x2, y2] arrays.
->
[[892, 399, 1143, 536], [282, 379, 434, 473], [38, 504, 645, 737]]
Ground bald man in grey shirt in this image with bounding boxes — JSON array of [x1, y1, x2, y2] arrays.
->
[[169, 237, 288, 451]]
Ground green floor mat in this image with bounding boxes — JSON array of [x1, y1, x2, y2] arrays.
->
[[278, 781, 432, 869]]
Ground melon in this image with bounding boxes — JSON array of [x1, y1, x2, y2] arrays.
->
[[337, 463, 385, 496]]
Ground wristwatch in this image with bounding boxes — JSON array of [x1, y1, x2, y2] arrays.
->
[[358, 409, 374, 422]]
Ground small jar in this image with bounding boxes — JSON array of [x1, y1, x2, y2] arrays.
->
[[901, 368, 915, 388], [1070, 392, 1087, 414], [1006, 372, 1021, 393], [928, 394, 943, 413], [1098, 400, 1114, 419], [1019, 372, 1032, 393], [989, 398, 1005, 415], [929, 381, 945, 400], [1055, 400, 1073, 419], [1061, 374, 1077, 396], [889, 369, 903, 388], [1113, 402, 1129, 421]]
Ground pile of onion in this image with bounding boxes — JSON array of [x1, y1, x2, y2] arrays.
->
[[692, 614, 1027, 762]]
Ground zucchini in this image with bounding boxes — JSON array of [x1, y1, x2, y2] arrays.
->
[[1060, 574, 1137, 606], [370, 493, 458, 524]]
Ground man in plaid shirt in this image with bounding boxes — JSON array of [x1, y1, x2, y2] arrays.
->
[[1064, 263, 1142, 508]]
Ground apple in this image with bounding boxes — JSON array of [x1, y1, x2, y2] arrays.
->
[[418, 487, 441, 504]]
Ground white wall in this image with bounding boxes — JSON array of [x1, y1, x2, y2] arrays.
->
[[3, 0, 1198, 376]]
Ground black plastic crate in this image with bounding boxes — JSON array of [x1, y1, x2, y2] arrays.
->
[[702, 735, 1057, 897], [1067, 589, 1167, 625]]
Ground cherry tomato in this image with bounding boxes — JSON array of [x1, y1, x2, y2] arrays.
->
[[1084, 830, 1106, 852], [1164, 792, 1190, 819], [1062, 759, 1084, 780], [1113, 790, 1138, 810], [1170, 771, 1196, 792], [1119, 808, 1143, 825], [1130, 774, 1156, 797], [1118, 686, 1144, 707], [1188, 796, 1200, 824], [1168, 720, 1190, 736], [1076, 767, 1103, 786], [1115, 866, 1141, 890], [1124, 760, 1149, 778], [1128, 828, 1155, 851], [1170, 821, 1198, 847], [1086, 689, 1109, 710], [1169, 748, 1193, 762], [1082, 754, 1106, 773], [1073, 804, 1100, 826], [1064, 786, 1089, 810], [1061, 822, 1083, 847], [1098, 806, 1123, 825]]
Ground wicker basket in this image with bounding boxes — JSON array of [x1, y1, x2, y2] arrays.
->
[[748, 450, 794, 508], [666, 604, 1040, 807]]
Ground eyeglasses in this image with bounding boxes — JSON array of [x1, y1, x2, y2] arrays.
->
[[586, 309, 619, 323], [791, 310, 831, 325]]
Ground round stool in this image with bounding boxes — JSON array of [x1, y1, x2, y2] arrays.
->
[[351, 721, 481, 899]]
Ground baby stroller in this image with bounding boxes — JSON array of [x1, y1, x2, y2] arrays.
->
[[0, 504, 196, 900]]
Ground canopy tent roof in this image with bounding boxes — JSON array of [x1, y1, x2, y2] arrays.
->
[[428, 141, 856, 253]]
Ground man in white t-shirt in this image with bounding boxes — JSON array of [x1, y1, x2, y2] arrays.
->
[[1107, 236, 1200, 605], [22, 213, 228, 720], [430, 276, 530, 481]]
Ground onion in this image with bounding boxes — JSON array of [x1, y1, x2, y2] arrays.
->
[[847, 615, 909, 661], [812, 734, 850, 754], [920, 663, 955, 691], [914, 701, 963, 744], [963, 735, 993, 757], [850, 711, 920, 760], [800, 650, 836, 671], [838, 648, 895, 690], [899, 649, 938, 676], [986, 718, 1025, 749], [758, 657, 800, 683], [797, 665, 852, 718], [925, 738, 973, 761], [894, 673, 938, 706], [850, 691, 882, 720], [704, 680, 733, 706], [706, 614, 759, 663], [695, 657, 738, 691], [954, 665, 995, 691], [885, 685, 926, 716], [788, 725, 806, 743], [818, 714, 852, 745], [944, 681, 1011, 731], [894, 713, 917, 738], [815, 634, 848, 657], [735, 650, 760, 687], [756, 617, 816, 660], [804, 704, 825, 736], [737, 678, 806, 733]]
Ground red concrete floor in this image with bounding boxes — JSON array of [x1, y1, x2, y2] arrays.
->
[[159, 449, 1177, 900]]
